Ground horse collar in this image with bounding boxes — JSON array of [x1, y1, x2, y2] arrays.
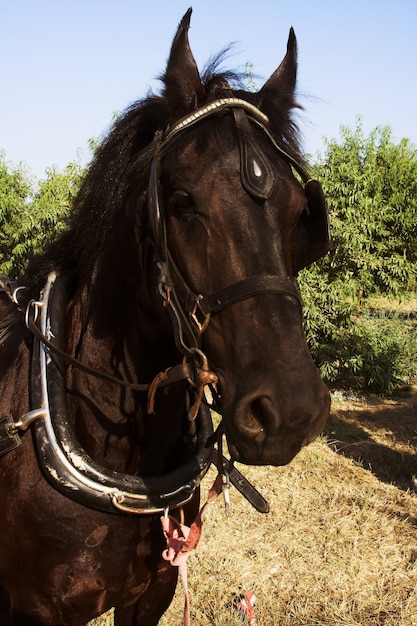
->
[[24, 272, 214, 515]]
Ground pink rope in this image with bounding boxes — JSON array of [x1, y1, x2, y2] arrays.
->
[[238, 591, 257, 626], [161, 474, 223, 625]]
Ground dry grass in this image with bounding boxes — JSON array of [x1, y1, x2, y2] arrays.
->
[[91, 386, 417, 626]]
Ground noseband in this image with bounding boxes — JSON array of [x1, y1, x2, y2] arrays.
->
[[146, 98, 322, 355]]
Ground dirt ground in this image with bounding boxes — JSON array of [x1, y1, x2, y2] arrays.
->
[[91, 381, 417, 626], [325, 379, 417, 492]]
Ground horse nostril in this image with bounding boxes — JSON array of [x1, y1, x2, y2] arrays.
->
[[236, 396, 272, 443], [250, 398, 268, 432]]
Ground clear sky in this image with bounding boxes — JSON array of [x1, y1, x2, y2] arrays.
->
[[1, 0, 416, 179]]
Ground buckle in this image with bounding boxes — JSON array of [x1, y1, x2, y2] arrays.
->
[[0, 415, 22, 457], [190, 295, 210, 334]]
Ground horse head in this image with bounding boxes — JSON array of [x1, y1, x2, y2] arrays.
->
[[143, 10, 331, 466], [0, 11, 333, 623]]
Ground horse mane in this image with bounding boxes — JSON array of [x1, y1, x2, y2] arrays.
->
[[23, 56, 305, 298]]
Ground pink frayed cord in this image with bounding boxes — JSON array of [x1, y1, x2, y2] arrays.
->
[[238, 591, 257, 625], [161, 474, 223, 626]]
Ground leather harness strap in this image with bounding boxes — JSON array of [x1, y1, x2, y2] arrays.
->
[[0, 97, 298, 517], [186, 275, 302, 318], [27, 314, 193, 393], [0, 277, 26, 346]]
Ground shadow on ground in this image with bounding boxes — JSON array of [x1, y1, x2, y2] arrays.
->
[[324, 383, 417, 492]]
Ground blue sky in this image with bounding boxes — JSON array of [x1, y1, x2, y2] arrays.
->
[[1, 0, 416, 179]]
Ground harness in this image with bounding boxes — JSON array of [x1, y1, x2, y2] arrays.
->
[[2, 272, 214, 513], [0, 97, 330, 517]]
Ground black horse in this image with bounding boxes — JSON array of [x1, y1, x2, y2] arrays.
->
[[0, 9, 330, 625]]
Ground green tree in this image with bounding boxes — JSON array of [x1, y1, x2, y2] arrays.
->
[[300, 119, 417, 393], [314, 118, 417, 298], [0, 152, 33, 274], [28, 161, 84, 260], [0, 159, 84, 276]]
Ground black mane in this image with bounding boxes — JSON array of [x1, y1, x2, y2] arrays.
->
[[24, 64, 304, 297]]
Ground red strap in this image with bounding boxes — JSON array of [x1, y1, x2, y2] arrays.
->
[[161, 474, 223, 625], [238, 591, 257, 625]]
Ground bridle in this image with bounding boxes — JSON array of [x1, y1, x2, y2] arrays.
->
[[146, 97, 328, 356]]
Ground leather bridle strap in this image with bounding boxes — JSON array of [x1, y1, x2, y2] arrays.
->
[[26, 313, 194, 393], [158, 252, 302, 350], [188, 275, 302, 318]]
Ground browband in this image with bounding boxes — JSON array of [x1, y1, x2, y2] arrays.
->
[[164, 97, 269, 143], [159, 97, 311, 184]]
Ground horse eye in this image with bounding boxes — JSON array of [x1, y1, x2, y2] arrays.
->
[[169, 190, 195, 210]]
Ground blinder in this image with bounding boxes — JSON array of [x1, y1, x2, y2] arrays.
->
[[291, 178, 331, 272], [243, 114, 331, 272], [233, 107, 275, 200]]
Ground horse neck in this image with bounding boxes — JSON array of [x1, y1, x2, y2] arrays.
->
[[65, 273, 187, 476]]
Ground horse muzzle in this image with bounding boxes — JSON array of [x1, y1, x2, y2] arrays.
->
[[225, 383, 330, 466]]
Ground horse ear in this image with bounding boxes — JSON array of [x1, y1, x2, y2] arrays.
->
[[259, 28, 297, 110], [163, 8, 205, 121]]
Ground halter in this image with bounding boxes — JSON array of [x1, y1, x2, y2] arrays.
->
[[147, 97, 329, 355]]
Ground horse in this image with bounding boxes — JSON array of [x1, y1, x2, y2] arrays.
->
[[0, 9, 331, 625]]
